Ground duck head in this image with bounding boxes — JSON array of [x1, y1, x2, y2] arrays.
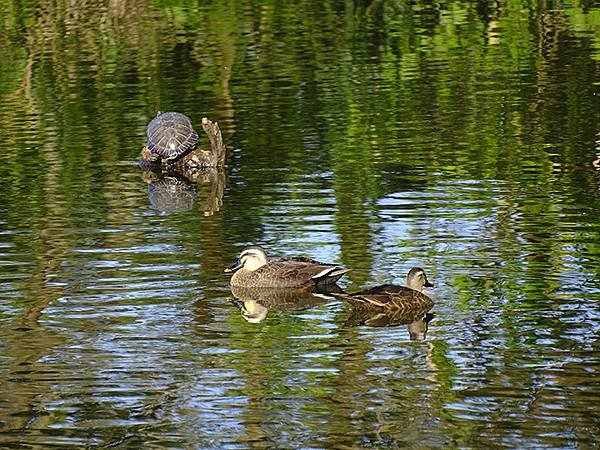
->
[[224, 246, 269, 273], [406, 267, 434, 291]]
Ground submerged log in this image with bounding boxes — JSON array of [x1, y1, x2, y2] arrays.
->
[[200, 117, 226, 168]]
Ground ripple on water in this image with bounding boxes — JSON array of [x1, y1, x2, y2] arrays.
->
[[0, 0, 599, 447]]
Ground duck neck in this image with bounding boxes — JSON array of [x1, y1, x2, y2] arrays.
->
[[406, 278, 423, 292]]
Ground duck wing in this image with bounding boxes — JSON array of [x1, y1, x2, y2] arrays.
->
[[256, 258, 350, 287], [336, 284, 433, 310], [340, 284, 411, 307], [386, 289, 434, 312]]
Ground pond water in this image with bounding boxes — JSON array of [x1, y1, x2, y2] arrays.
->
[[1, 1, 599, 448]]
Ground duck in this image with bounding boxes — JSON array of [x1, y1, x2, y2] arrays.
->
[[334, 267, 435, 321], [224, 246, 351, 289]]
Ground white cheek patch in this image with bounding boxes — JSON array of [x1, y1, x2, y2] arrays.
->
[[243, 255, 265, 271]]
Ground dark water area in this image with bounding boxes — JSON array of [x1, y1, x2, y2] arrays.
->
[[1, 1, 599, 448]]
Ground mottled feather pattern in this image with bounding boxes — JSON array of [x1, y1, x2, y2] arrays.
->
[[226, 246, 350, 288], [231, 261, 348, 288], [229, 252, 350, 288], [334, 284, 433, 312]]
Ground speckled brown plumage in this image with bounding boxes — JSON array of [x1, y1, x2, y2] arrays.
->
[[225, 247, 351, 289], [338, 283, 434, 311], [334, 268, 435, 327], [340, 285, 434, 327]]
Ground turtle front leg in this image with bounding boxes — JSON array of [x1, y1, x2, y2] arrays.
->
[[139, 146, 161, 169]]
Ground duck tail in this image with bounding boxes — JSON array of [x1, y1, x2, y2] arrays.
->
[[312, 267, 351, 285]]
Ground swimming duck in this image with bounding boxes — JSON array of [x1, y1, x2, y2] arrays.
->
[[334, 267, 435, 315], [224, 246, 351, 289]]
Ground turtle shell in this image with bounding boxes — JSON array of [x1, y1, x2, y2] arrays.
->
[[146, 112, 199, 159]]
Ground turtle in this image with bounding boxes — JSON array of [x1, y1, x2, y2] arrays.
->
[[145, 111, 199, 160]]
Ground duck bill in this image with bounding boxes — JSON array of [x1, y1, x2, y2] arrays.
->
[[224, 259, 242, 273], [424, 280, 435, 288], [229, 298, 245, 310]]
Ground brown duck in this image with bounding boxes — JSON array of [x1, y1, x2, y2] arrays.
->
[[335, 267, 435, 326], [224, 246, 351, 289]]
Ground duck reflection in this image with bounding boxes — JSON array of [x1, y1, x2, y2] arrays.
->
[[407, 312, 435, 340], [229, 285, 338, 323], [343, 305, 435, 340], [141, 169, 225, 216]]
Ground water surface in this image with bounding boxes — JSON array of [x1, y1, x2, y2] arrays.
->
[[1, 1, 599, 448]]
